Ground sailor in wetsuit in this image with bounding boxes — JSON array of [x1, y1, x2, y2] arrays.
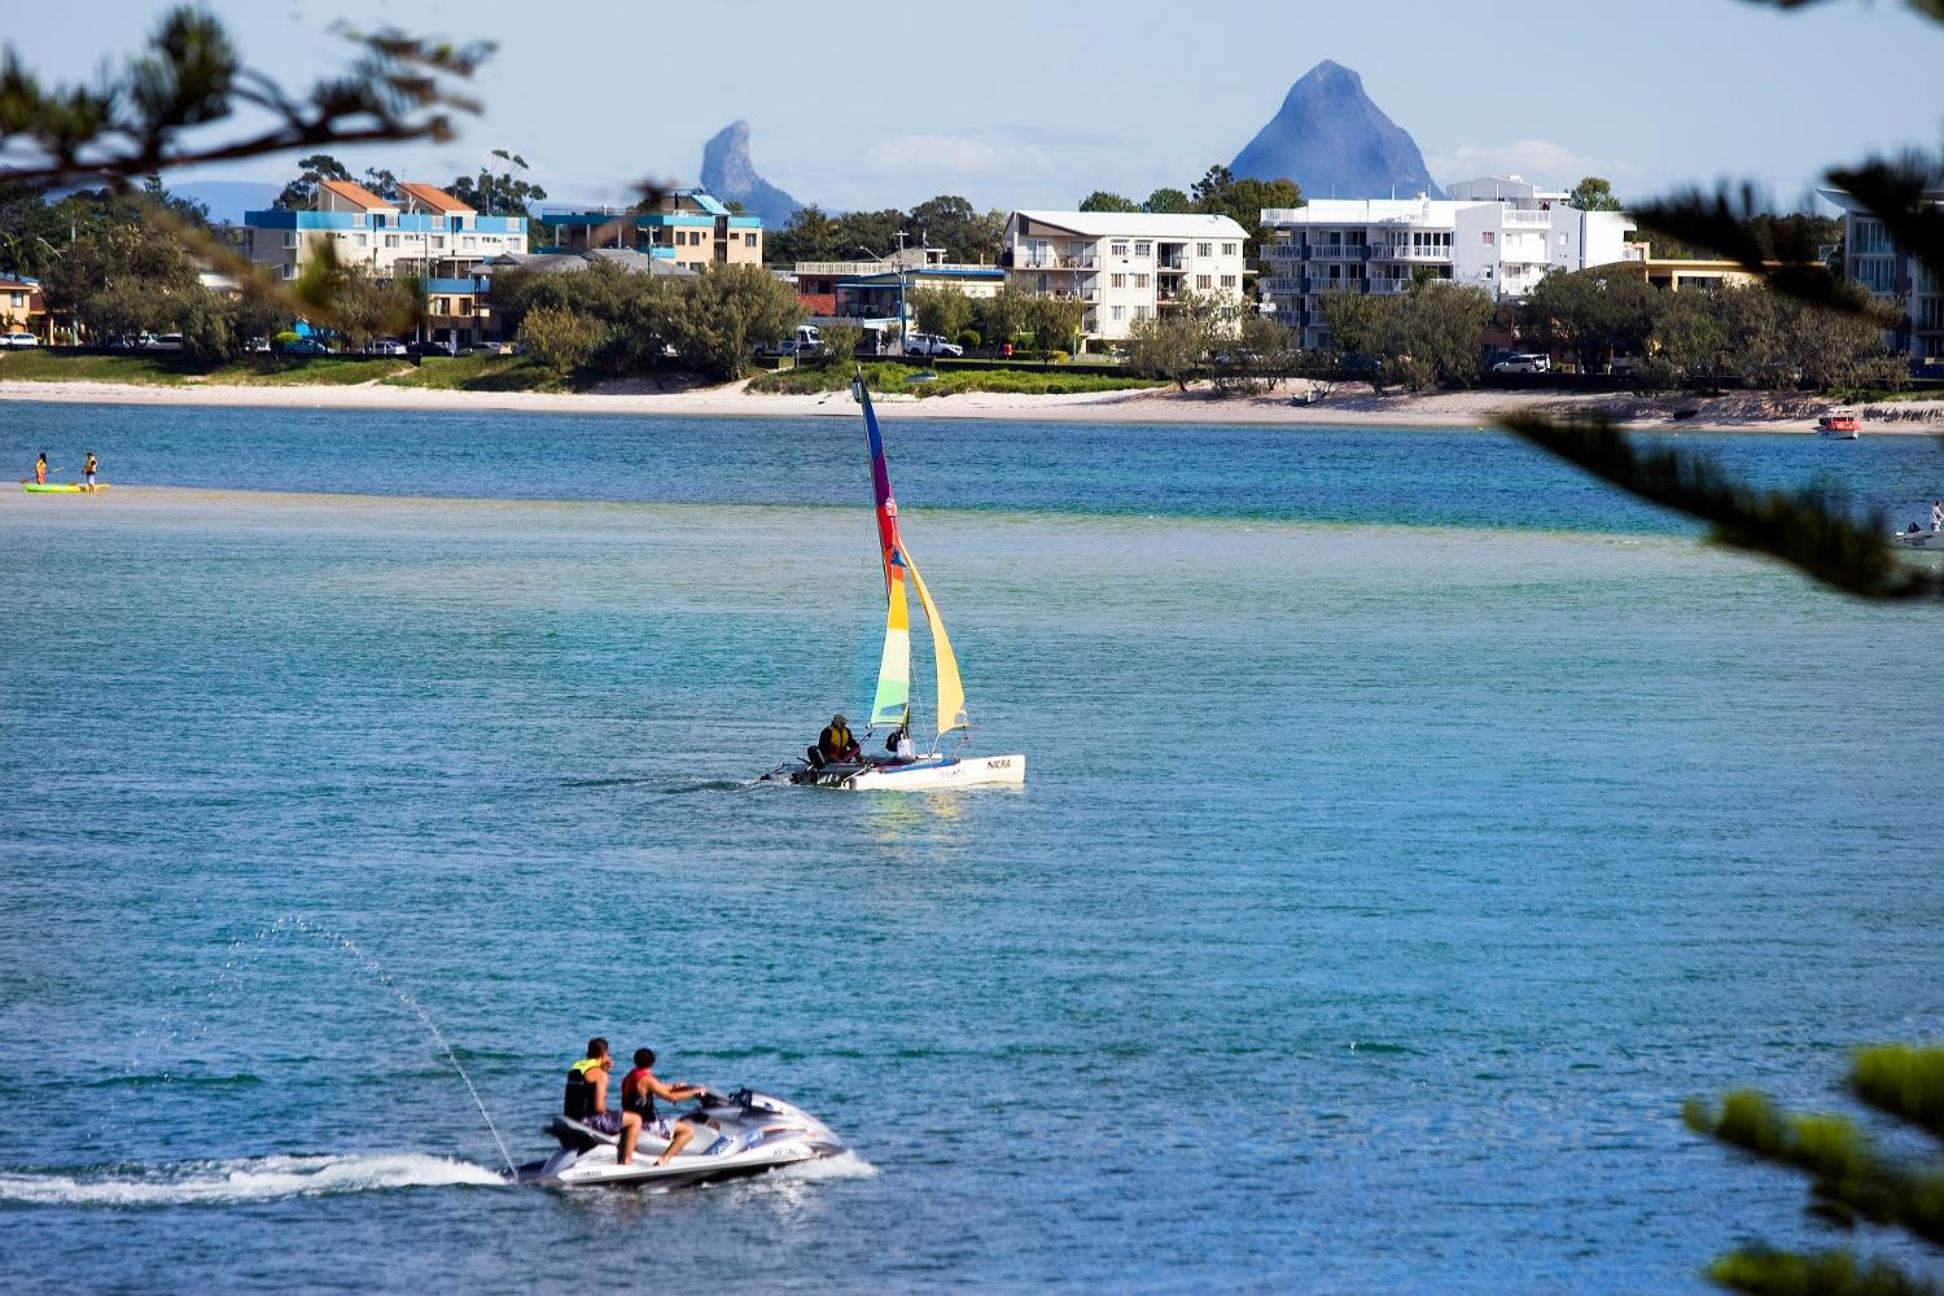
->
[[620, 1048, 709, 1166], [563, 1037, 642, 1150], [806, 713, 861, 769]]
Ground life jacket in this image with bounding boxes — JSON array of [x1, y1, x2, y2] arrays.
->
[[621, 1067, 656, 1119], [822, 724, 853, 756], [563, 1056, 605, 1120]]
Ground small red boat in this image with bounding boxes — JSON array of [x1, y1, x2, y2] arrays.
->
[[1816, 408, 1860, 438]]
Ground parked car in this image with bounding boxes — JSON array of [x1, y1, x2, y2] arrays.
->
[[139, 333, 185, 352], [904, 332, 964, 358], [367, 338, 408, 357], [280, 337, 332, 356], [758, 325, 824, 358], [1, 332, 40, 349], [1491, 353, 1550, 374], [244, 337, 272, 353], [408, 339, 457, 358]]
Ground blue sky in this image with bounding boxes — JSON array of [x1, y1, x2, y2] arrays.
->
[[11, 0, 1941, 213]]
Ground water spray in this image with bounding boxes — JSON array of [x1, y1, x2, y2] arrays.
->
[[272, 917, 518, 1178]]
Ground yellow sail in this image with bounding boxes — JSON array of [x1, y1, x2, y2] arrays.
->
[[900, 544, 967, 736]]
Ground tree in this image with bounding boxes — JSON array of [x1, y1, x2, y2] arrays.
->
[[1144, 187, 1193, 214], [1321, 280, 1492, 391], [975, 286, 1031, 349], [1569, 176, 1622, 212], [767, 205, 841, 265], [910, 287, 974, 343], [41, 220, 200, 341], [362, 167, 399, 201], [1522, 266, 1661, 373], [517, 306, 601, 377], [1126, 308, 1210, 391], [1024, 294, 1084, 354], [447, 149, 548, 216], [0, 8, 490, 191], [1079, 191, 1140, 213], [672, 262, 806, 381], [817, 320, 862, 364], [907, 195, 1003, 264], [1188, 166, 1304, 246], [277, 153, 350, 210]]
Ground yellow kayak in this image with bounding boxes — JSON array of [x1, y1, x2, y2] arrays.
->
[[20, 481, 106, 493]]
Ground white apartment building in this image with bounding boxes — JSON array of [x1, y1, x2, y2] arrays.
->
[[1820, 183, 1944, 373], [1260, 176, 1635, 350], [1003, 211, 1250, 341]]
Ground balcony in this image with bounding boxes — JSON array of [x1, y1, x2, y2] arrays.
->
[[1504, 209, 1554, 227], [1015, 253, 1096, 270], [1369, 243, 1451, 262], [1306, 244, 1368, 260]]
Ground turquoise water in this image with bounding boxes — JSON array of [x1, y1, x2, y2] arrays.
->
[[2, 405, 1942, 1292]]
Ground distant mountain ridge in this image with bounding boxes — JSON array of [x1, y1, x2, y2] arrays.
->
[[1230, 60, 1442, 200], [699, 121, 801, 228]]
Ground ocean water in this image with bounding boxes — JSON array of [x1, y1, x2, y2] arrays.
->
[[2, 403, 1941, 1293]]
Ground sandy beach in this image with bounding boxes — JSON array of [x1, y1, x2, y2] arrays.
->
[[0, 373, 1939, 432]]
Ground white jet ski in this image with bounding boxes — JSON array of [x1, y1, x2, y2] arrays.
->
[[1891, 527, 1944, 551], [511, 1089, 843, 1190]]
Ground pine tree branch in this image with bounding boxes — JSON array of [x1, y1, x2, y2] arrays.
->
[[1500, 414, 1944, 600], [1707, 1248, 1941, 1296], [1851, 1047, 1944, 1143]]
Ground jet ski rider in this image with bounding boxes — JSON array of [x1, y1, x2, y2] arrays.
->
[[621, 1048, 710, 1167], [564, 1038, 641, 1150], [807, 713, 861, 769]]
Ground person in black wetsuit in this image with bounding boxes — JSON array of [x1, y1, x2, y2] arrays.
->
[[807, 713, 861, 769], [620, 1048, 709, 1166]]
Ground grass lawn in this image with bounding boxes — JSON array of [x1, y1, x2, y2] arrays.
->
[[748, 360, 1163, 398], [0, 350, 409, 386], [381, 353, 561, 392]]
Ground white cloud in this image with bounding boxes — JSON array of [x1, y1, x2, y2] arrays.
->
[[863, 135, 1051, 179], [1423, 139, 1641, 189]]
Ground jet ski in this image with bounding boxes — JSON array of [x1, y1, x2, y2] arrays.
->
[[511, 1089, 843, 1190]]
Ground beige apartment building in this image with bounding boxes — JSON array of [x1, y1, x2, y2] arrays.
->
[[1002, 211, 1250, 341]]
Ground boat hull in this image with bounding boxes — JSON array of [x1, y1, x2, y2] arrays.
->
[[1892, 529, 1944, 550], [773, 753, 1026, 791]]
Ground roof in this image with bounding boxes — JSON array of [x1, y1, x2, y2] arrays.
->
[[485, 249, 698, 278], [682, 189, 732, 217], [317, 179, 395, 211], [397, 182, 474, 215], [1010, 210, 1249, 239]]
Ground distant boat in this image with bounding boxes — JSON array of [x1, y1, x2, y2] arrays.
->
[[1816, 409, 1861, 439], [1891, 526, 1944, 550], [764, 377, 1025, 791]]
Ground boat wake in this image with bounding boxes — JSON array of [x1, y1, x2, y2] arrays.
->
[[0, 1153, 505, 1207]]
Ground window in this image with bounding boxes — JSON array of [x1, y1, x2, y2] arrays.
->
[[1110, 273, 1126, 289], [1111, 305, 1125, 321], [1196, 274, 1211, 289], [8, 292, 23, 307], [1111, 241, 1129, 257], [1135, 305, 1151, 319], [282, 232, 299, 249], [1557, 233, 1568, 247], [434, 297, 450, 314], [462, 236, 476, 250], [458, 299, 474, 316], [1482, 231, 1495, 245], [281, 263, 297, 280], [384, 234, 400, 249], [1135, 273, 1149, 289], [1134, 240, 1151, 256], [745, 233, 757, 247], [432, 236, 446, 250], [1220, 274, 1237, 289], [1222, 242, 1237, 256]]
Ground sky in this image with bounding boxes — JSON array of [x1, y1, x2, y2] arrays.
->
[[10, 0, 1942, 215]]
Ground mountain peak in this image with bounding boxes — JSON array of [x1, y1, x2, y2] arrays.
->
[[699, 121, 801, 229], [1233, 61, 1442, 200]]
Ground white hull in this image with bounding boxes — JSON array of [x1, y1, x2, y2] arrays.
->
[[847, 753, 1024, 790], [770, 753, 1026, 791], [1892, 529, 1944, 550]]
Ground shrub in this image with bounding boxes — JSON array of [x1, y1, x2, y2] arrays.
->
[[956, 329, 982, 350], [819, 321, 863, 365], [517, 306, 602, 377]]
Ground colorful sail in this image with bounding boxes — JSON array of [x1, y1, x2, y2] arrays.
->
[[855, 378, 968, 737]]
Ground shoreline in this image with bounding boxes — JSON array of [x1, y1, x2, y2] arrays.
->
[[0, 375, 1939, 434]]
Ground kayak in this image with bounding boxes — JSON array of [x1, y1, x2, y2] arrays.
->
[[20, 482, 105, 493]]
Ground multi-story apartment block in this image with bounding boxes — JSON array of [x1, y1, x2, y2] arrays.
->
[[1002, 211, 1250, 341], [1822, 182, 1944, 373], [0, 275, 47, 340], [242, 179, 529, 347], [1259, 176, 1635, 350], [533, 190, 762, 272]]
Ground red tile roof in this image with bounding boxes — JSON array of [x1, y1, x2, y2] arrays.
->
[[317, 179, 395, 210], [398, 182, 475, 215]]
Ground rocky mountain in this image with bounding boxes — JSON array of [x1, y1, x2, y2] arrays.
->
[[699, 121, 802, 228], [1230, 60, 1442, 201]]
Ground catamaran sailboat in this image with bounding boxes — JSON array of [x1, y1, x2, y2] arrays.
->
[[764, 378, 1025, 792]]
